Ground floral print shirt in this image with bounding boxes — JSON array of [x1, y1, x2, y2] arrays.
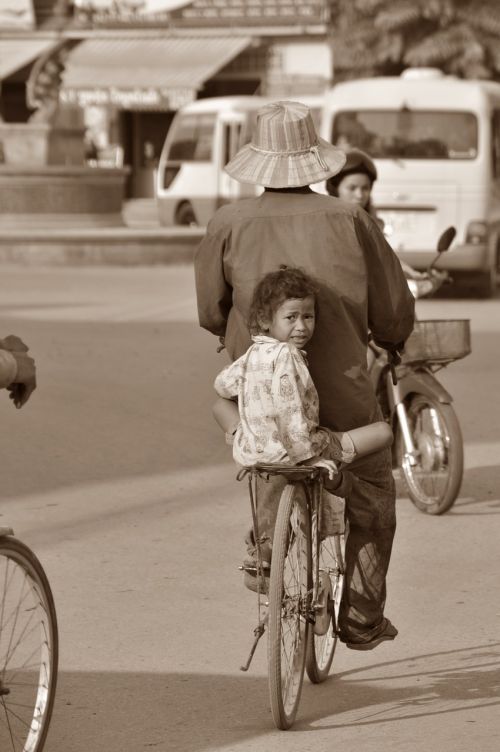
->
[[214, 335, 330, 467]]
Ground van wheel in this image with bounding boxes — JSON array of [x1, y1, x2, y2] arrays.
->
[[175, 202, 197, 227]]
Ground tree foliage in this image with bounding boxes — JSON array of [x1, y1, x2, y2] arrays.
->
[[330, 0, 500, 80]]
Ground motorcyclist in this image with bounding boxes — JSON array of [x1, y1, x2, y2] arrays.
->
[[325, 148, 449, 374], [326, 148, 431, 284]]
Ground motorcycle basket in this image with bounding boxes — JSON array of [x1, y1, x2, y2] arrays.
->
[[402, 319, 471, 364]]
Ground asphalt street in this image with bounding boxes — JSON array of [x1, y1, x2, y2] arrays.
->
[[0, 265, 499, 752]]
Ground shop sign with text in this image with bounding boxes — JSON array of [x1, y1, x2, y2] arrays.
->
[[61, 86, 194, 111]]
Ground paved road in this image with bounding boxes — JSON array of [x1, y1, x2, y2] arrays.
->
[[0, 266, 499, 751]]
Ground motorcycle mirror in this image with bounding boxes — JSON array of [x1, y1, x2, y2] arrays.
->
[[437, 226, 456, 253]]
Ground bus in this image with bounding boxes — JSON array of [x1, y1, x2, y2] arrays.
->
[[156, 95, 323, 228], [319, 68, 500, 296]]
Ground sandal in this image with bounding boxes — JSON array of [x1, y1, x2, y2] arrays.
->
[[242, 560, 270, 593], [343, 618, 398, 651]]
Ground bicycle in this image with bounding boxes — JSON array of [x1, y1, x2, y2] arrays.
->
[[0, 527, 58, 752], [226, 416, 393, 730], [237, 462, 346, 729]]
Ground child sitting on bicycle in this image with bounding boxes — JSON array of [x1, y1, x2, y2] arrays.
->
[[214, 266, 356, 584]]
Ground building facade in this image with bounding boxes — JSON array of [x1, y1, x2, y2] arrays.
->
[[1, 0, 334, 196]]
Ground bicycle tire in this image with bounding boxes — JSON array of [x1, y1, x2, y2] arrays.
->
[[306, 533, 344, 684], [268, 484, 310, 730], [0, 536, 59, 752], [398, 394, 463, 515]]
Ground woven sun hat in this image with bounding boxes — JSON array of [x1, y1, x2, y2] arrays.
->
[[224, 100, 346, 188]]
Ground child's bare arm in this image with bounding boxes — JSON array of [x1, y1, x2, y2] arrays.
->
[[214, 361, 240, 399]]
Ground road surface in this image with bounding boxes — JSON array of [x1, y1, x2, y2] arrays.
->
[[0, 266, 499, 751]]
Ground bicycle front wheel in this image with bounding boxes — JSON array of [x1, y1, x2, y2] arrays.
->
[[0, 536, 58, 752], [268, 484, 310, 730], [306, 533, 344, 684]]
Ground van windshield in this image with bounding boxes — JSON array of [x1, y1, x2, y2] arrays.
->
[[332, 110, 478, 159], [167, 113, 216, 161]]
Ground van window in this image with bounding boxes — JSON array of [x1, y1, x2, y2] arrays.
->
[[492, 110, 500, 178], [167, 113, 216, 161], [222, 122, 243, 166], [332, 110, 478, 159]]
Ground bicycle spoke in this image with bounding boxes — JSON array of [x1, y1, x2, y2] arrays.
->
[[1, 696, 17, 751]]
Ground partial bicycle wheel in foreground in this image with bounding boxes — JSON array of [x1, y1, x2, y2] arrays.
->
[[0, 533, 58, 752]]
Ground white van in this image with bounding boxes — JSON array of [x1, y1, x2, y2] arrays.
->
[[156, 95, 323, 228], [156, 96, 270, 228], [320, 68, 500, 296]]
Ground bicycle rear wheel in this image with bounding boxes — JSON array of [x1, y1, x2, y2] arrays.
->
[[268, 484, 310, 730], [306, 533, 345, 684], [0, 536, 58, 752]]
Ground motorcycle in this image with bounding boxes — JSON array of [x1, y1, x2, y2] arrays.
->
[[369, 227, 472, 515]]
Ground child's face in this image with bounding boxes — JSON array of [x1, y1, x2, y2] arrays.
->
[[266, 296, 316, 348], [337, 172, 372, 209]]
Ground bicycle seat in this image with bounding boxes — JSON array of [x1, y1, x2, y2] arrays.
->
[[252, 463, 322, 481], [0, 527, 14, 537]]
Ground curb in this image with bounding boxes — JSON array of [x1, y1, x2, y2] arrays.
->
[[0, 227, 205, 266]]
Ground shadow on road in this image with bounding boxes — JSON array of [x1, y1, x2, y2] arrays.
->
[[299, 641, 500, 731], [47, 642, 500, 750], [49, 670, 271, 751], [451, 465, 500, 513]]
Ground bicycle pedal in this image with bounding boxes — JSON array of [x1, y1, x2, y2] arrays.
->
[[238, 563, 270, 573], [239, 564, 257, 572]]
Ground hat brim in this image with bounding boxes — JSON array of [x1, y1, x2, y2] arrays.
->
[[224, 137, 347, 188]]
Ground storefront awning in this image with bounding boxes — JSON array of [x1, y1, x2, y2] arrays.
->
[[61, 36, 252, 111], [0, 39, 61, 81]]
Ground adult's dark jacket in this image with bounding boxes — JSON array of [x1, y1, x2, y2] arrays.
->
[[195, 188, 415, 432]]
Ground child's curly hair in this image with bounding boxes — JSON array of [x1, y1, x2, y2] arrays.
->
[[247, 266, 319, 335]]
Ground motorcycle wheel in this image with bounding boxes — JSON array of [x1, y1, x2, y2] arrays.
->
[[397, 394, 463, 515]]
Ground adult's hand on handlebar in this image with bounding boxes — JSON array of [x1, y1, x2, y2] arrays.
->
[[386, 348, 402, 386], [430, 268, 450, 283], [387, 349, 402, 366], [403, 265, 429, 281], [408, 269, 448, 299]]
